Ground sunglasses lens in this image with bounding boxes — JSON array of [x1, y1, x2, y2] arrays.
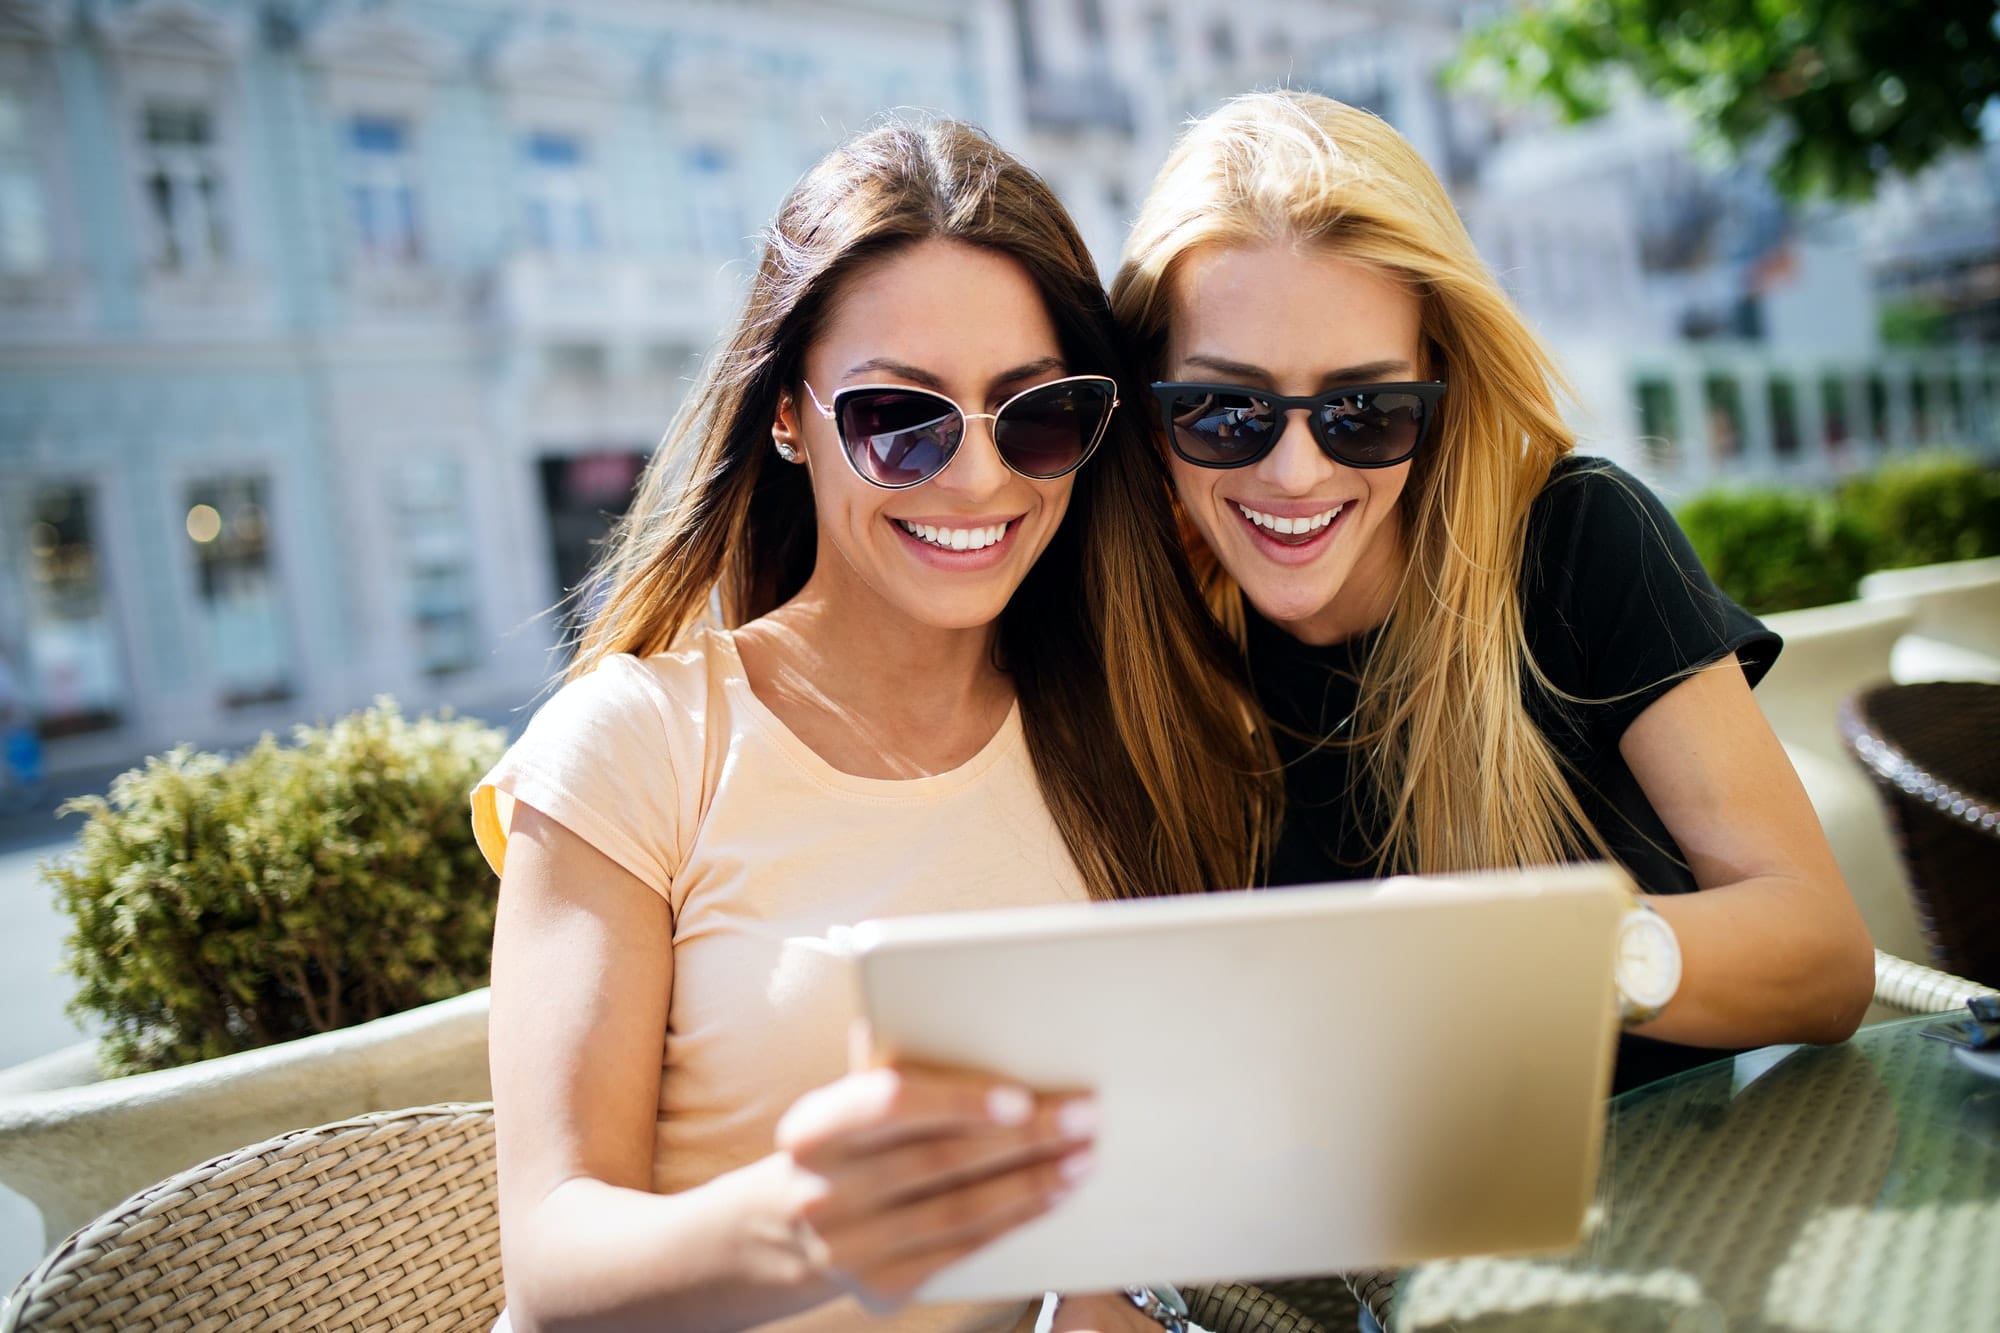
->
[[995, 379, 1114, 478], [838, 389, 962, 487], [1318, 389, 1429, 466], [1163, 389, 1280, 466]]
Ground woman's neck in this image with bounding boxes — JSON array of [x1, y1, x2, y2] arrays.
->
[[733, 580, 1014, 780]]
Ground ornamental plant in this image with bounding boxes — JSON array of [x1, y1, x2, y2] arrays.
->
[[1676, 454, 2000, 613], [45, 699, 506, 1076], [1676, 484, 1873, 614]]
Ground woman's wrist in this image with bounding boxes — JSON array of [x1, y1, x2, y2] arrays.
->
[[722, 1152, 846, 1305]]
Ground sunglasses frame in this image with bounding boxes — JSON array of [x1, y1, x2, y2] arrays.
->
[[1149, 380, 1448, 470], [802, 374, 1120, 490]]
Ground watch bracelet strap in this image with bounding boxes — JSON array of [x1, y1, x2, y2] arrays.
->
[[1125, 1283, 1214, 1333]]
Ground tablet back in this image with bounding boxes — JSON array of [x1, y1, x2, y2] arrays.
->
[[848, 864, 1629, 1302]]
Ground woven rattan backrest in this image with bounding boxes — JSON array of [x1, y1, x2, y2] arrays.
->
[[1842, 681, 2000, 987], [0, 1103, 502, 1333]]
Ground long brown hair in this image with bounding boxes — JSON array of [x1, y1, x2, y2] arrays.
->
[[1112, 91, 1604, 875], [572, 117, 1279, 900]]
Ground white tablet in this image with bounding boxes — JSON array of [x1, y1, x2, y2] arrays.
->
[[846, 863, 1630, 1303]]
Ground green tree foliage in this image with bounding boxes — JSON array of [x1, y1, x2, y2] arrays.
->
[[1455, 0, 2000, 199], [45, 700, 506, 1076]]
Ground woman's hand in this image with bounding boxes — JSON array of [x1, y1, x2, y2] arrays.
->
[[1049, 1291, 1174, 1333], [757, 1064, 1097, 1310]]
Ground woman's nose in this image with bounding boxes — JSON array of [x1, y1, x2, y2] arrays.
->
[[1254, 411, 1335, 494]]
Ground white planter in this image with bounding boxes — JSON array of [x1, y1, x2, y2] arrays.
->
[[0, 987, 490, 1251], [1858, 556, 2000, 681]]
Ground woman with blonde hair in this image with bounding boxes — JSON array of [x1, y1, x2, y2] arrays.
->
[[1111, 90, 1873, 1092], [474, 118, 1275, 1331]]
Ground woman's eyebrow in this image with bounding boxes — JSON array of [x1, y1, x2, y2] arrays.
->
[[989, 356, 1066, 390], [842, 357, 947, 389], [1318, 359, 1411, 387], [1180, 354, 1414, 386], [1182, 354, 1272, 384], [841, 355, 1067, 393]]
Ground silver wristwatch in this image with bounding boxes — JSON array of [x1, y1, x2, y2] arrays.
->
[[1614, 895, 1682, 1027]]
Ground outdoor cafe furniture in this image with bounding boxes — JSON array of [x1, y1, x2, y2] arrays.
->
[[0, 1104, 502, 1333], [1842, 680, 2000, 988], [4, 957, 1993, 1332], [1388, 1010, 2000, 1332]]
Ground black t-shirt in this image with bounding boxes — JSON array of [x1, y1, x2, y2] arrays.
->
[[1246, 457, 1782, 1094]]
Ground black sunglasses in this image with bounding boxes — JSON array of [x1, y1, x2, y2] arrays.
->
[[804, 376, 1120, 490], [1150, 381, 1447, 470]]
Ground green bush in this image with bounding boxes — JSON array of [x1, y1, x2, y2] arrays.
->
[[1834, 453, 2000, 572], [45, 699, 506, 1076], [1676, 486, 1875, 614]]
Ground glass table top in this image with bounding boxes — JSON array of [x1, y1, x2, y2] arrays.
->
[[1390, 1015, 2000, 1332]]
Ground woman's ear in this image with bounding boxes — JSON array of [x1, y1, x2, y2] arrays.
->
[[772, 390, 804, 465]]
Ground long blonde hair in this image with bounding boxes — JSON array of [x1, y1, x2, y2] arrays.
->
[[573, 118, 1279, 899], [1111, 90, 1600, 875]]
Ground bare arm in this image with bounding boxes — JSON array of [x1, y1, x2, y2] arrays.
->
[[1618, 655, 1875, 1048], [491, 803, 1095, 1333]]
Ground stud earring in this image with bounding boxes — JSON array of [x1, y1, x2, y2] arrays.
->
[[773, 436, 800, 463]]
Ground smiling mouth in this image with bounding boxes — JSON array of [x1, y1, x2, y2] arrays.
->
[[1235, 501, 1346, 545], [895, 519, 1012, 552]]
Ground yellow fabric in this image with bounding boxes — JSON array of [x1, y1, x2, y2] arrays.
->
[[474, 626, 1088, 1333]]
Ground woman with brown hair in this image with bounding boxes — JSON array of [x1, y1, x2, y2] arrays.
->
[[1111, 90, 1874, 1095], [471, 118, 1276, 1331]]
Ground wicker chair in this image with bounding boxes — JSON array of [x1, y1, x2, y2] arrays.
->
[[0, 1104, 502, 1333], [1841, 681, 2000, 988]]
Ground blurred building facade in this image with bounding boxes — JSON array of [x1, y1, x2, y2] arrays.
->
[[0, 0, 978, 769], [1, 0, 1997, 774]]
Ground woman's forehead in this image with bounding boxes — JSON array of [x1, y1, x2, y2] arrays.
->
[[1166, 241, 1422, 381], [812, 238, 1064, 387]]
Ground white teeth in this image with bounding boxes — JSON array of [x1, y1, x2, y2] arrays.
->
[[897, 520, 1009, 551], [1235, 502, 1344, 535]]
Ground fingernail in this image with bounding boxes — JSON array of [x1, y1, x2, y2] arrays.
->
[[1057, 1097, 1098, 1140], [987, 1085, 1033, 1126], [1058, 1149, 1095, 1184]]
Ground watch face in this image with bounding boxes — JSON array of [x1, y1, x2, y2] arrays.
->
[[1616, 910, 1682, 1009]]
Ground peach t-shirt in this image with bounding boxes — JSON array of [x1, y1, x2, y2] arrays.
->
[[472, 625, 1088, 1333]]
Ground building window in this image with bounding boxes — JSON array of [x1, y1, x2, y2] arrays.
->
[[1866, 373, 1891, 445], [346, 115, 421, 263], [539, 451, 644, 645], [141, 101, 230, 271], [1944, 375, 1966, 440], [1634, 377, 1680, 469], [1146, 8, 1176, 72], [185, 477, 291, 708], [394, 458, 477, 677], [1703, 374, 1743, 461], [688, 143, 743, 257], [0, 87, 50, 275], [1768, 377, 1800, 458], [1819, 375, 1850, 450], [520, 129, 600, 256], [20, 485, 125, 736], [1910, 375, 1931, 442]]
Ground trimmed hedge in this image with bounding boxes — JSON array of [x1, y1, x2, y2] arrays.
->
[[45, 699, 506, 1076], [1677, 454, 2000, 614]]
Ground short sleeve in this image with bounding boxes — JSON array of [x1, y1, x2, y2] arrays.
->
[[1523, 459, 1782, 749], [471, 655, 687, 903]]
